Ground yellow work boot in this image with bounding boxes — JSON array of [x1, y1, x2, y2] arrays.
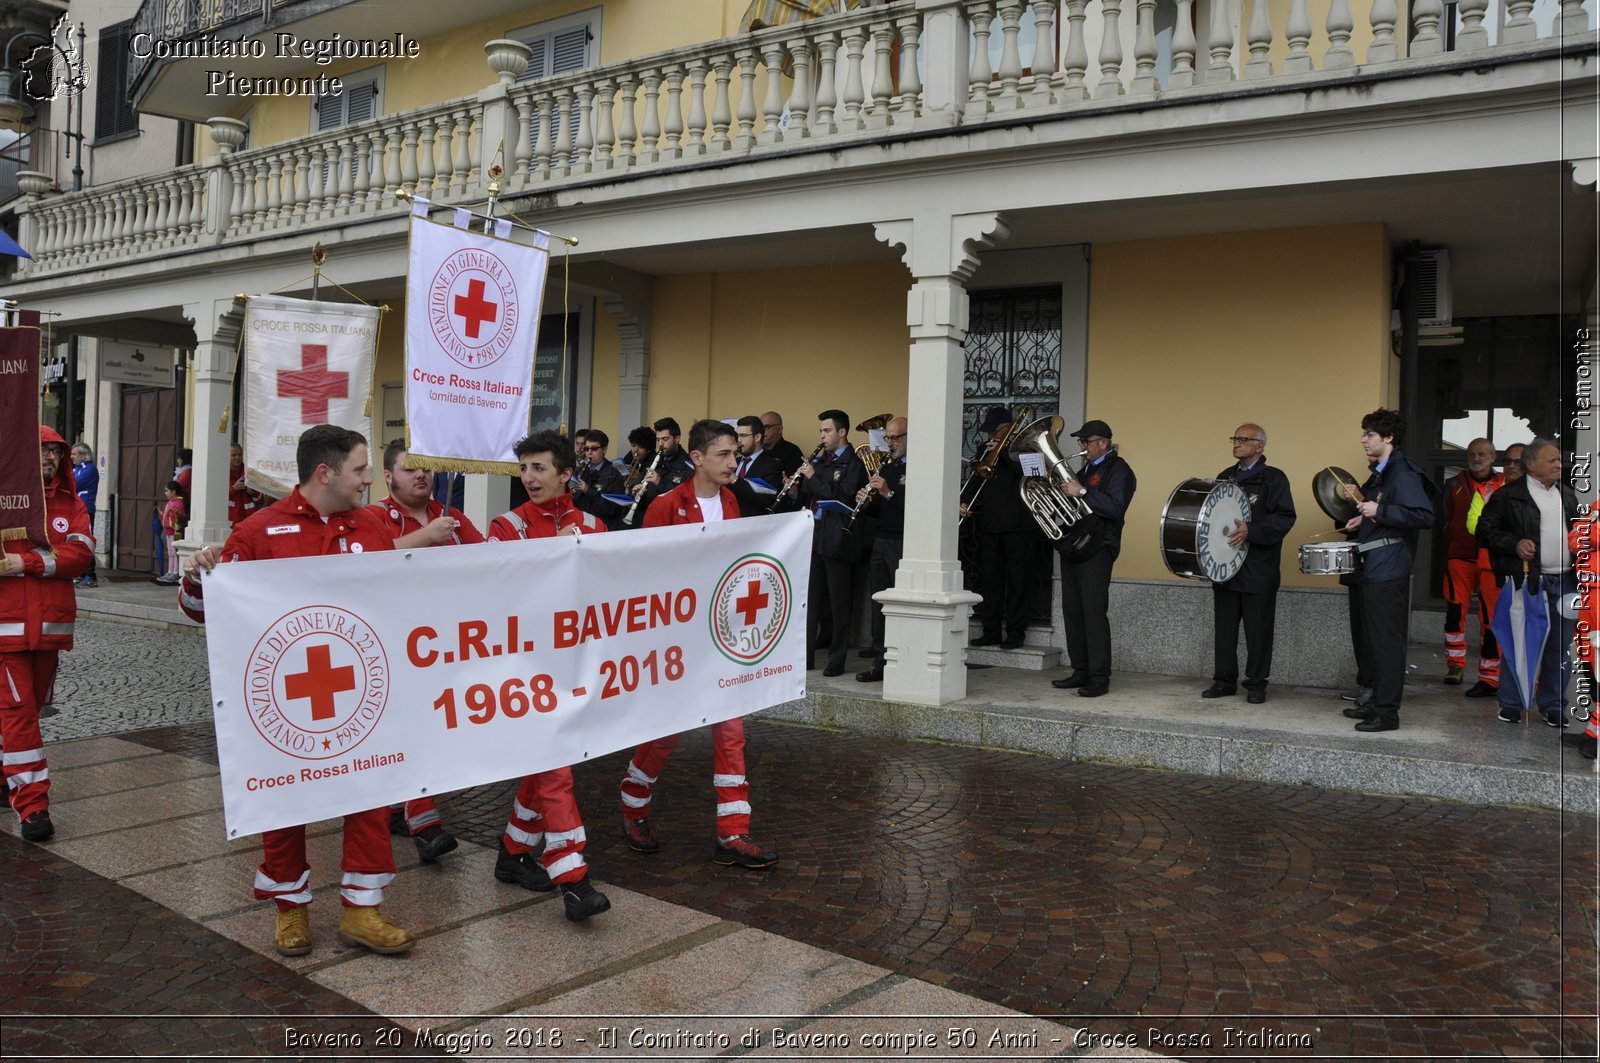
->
[[274, 906, 313, 956], [336, 906, 415, 955]]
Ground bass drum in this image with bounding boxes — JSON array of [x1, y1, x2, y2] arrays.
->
[[1159, 478, 1252, 582]]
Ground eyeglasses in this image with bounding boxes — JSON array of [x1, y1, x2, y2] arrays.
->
[[885, 433, 906, 441], [582, 444, 603, 452], [1505, 458, 1524, 467], [1229, 436, 1263, 445], [760, 423, 779, 431], [1080, 436, 1106, 444]]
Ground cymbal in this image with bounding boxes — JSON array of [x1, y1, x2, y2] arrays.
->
[[1313, 466, 1360, 524]]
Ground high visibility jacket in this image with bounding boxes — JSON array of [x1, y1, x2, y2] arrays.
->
[[1, 426, 94, 652], [487, 494, 606, 541], [643, 481, 741, 527]]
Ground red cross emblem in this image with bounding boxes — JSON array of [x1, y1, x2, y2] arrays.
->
[[453, 278, 499, 339], [734, 580, 770, 626], [277, 344, 349, 425], [282, 643, 356, 722]]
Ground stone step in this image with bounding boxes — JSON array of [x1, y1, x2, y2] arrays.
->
[[965, 643, 1062, 670]]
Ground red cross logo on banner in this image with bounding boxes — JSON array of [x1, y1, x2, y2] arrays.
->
[[734, 580, 770, 626], [453, 278, 499, 339], [277, 344, 349, 424], [282, 643, 356, 722]]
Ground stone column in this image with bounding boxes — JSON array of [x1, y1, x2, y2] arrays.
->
[[177, 295, 247, 560], [873, 212, 1008, 705], [602, 287, 654, 433], [915, 0, 970, 131]]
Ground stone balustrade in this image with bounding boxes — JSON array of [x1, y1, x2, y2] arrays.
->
[[14, 0, 1591, 275]]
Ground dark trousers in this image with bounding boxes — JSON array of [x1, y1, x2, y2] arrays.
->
[[1060, 549, 1114, 684], [977, 529, 1033, 639], [866, 536, 903, 664], [807, 548, 857, 671], [1212, 585, 1277, 691], [1355, 577, 1409, 719]]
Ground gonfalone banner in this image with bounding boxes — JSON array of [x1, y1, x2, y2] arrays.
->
[[404, 209, 549, 475], [0, 319, 45, 548], [199, 512, 811, 837], [240, 295, 379, 499]]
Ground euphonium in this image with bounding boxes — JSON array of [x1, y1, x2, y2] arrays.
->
[[958, 404, 1031, 525], [1007, 415, 1094, 541]]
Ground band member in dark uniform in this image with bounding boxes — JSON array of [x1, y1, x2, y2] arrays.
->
[[730, 415, 786, 516], [1050, 420, 1137, 698], [629, 417, 695, 517], [761, 411, 805, 479], [800, 410, 867, 677], [959, 406, 1034, 649], [1340, 409, 1436, 733], [572, 429, 627, 526], [1203, 424, 1297, 704], [856, 417, 907, 683]]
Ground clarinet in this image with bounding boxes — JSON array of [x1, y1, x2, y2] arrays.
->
[[769, 444, 826, 513], [622, 449, 665, 527]]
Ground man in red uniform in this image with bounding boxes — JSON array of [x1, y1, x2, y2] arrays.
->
[[484, 430, 611, 922], [0, 427, 94, 841], [1441, 437, 1503, 696], [227, 444, 271, 528], [369, 439, 483, 863], [622, 419, 778, 870], [179, 425, 414, 958]]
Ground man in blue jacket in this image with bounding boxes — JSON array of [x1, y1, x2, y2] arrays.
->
[[1340, 409, 1436, 733], [70, 444, 98, 588]]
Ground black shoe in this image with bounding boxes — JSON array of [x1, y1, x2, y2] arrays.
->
[[1051, 672, 1090, 690], [1201, 683, 1236, 699], [999, 636, 1025, 650], [388, 807, 408, 837], [970, 633, 1002, 647], [1464, 681, 1497, 699], [414, 825, 458, 863], [855, 668, 883, 683], [1077, 685, 1108, 698], [494, 838, 554, 891], [1354, 716, 1398, 733], [562, 874, 611, 922], [1246, 689, 1266, 705], [714, 834, 778, 869], [1342, 705, 1375, 721], [859, 647, 883, 660], [1545, 713, 1567, 729], [20, 810, 53, 842], [1563, 733, 1600, 759], [822, 666, 845, 678], [1497, 707, 1521, 724]]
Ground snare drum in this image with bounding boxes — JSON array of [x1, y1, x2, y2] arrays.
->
[[1299, 541, 1357, 576], [1159, 478, 1252, 582]]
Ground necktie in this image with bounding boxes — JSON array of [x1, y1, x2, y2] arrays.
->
[[738, 457, 750, 479]]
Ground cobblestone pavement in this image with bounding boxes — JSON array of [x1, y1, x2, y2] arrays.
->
[[40, 619, 211, 741], [15, 620, 1600, 1059]]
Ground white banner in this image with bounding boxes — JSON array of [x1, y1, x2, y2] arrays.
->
[[405, 213, 548, 474], [241, 296, 379, 498], [201, 513, 812, 838]]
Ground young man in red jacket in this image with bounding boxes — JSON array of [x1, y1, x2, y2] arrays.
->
[[485, 430, 611, 922], [369, 439, 484, 864], [180, 425, 414, 959], [0, 427, 94, 841], [622, 419, 777, 869]]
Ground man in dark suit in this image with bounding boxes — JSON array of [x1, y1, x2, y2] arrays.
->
[[572, 429, 628, 528], [730, 415, 786, 516], [960, 406, 1035, 649], [800, 409, 867, 677], [1203, 423, 1297, 705], [761, 410, 805, 479], [856, 416, 907, 683]]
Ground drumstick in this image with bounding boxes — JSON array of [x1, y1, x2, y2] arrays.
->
[[1325, 466, 1364, 505]]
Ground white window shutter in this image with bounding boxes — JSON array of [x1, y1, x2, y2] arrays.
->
[[552, 26, 589, 73]]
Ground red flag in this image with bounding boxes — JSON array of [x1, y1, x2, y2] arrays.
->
[[0, 313, 47, 549]]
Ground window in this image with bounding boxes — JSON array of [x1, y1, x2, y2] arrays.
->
[[95, 20, 138, 141], [514, 8, 599, 159], [313, 72, 380, 131]]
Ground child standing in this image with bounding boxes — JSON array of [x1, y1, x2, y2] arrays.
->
[[157, 481, 185, 585]]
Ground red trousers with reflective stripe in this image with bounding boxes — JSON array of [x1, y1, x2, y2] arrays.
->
[[256, 807, 394, 910], [402, 797, 441, 835], [502, 767, 588, 885], [620, 717, 750, 836], [0, 651, 56, 820], [1443, 559, 1501, 685]]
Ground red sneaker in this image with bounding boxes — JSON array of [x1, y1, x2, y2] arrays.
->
[[713, 834, 777, 869], [622, 814, 659, 854]]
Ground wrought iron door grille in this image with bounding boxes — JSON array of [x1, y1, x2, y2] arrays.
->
[[962, 286, 1062, 450]]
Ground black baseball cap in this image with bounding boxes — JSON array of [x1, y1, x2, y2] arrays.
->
[[979, 406, 1014, 433], [1071, 419, 1113, 440]]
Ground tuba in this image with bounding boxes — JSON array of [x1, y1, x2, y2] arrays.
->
[[1007, 415, 1095, 543]]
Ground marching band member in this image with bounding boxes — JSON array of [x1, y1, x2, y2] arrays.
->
[[857, 417, 907, 683], [959, 406, 1033, 650], [800, 410, 868, 677], [629, 417, 694, 517], [180, 425, 414, 957], [367, 440, 482, 865], [729, 415, 784, 516], [1442, 437, 1503, 696], [485, 430, 611, 922], [572, 428, 627, 525], [1340, 410, 1436, 734], [1203, 424, 1296, 705], [1050, 420, 1137, 698], [761, 411, 805, 480], [621, 419, 778, 869]]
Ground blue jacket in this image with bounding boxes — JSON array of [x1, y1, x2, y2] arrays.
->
[[1080, 450, 1137, 561], [1351, 450, 1435, 583], [73, 460, 98, 519]]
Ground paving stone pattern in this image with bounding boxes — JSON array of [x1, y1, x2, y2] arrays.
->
[[42, 619, 212, 742]]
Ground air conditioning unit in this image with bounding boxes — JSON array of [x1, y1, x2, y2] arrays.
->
[[1414, 248, 1452, 326]]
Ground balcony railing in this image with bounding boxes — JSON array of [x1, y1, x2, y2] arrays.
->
[[129, 0, 267, 88], [17, 0, 1594, 277]]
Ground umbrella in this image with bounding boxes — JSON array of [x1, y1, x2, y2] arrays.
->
[[1490, 562, 1549, 712]]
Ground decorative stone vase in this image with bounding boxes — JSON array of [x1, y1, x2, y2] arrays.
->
[[485, 39, 532, 85], [15, 170, 49, 197], [206, 116, 248, 155]]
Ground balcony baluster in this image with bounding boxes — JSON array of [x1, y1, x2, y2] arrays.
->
[[1097, 0, 1127, 97], [662, 66, 685, 160], [1207, 0, 1236, 80], [576, 85, 597, 171], [1283, 0, 1314, 69], [555, 88, 576, 176], [967, 3, 996, 116], [1170, 0, 1199, 85], [1028, 1, 1057, 105], [760, 46, 786, 144], [640, 69, 663, 162], [617, 73, 640, 167], [841, 31, 868, 130], [1324, 0, 1356, 69], [685, 59, 709, 155], [787, 38, 813, 138], [593, 78, 617, 171], [814, 34, 839, 137], [1244, 0, 1275, 77], [996, 1, 1025, 110], [868, 21, 896, 128], [710, 56, 734, 151]]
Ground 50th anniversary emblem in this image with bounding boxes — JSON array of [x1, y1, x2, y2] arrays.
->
[[710, 554, 792, 665], [246, 606, 389, 760]]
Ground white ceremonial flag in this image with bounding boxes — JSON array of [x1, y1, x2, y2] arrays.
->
[[405, 213, 549, 474], [241, 296, 379, 499], [200, 513, 812, 838]]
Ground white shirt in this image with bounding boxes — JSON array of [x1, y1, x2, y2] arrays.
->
[[1527, 477, 1566, 574], [697, 491, 725, 523]]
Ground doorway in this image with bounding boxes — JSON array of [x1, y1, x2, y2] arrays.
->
[[115, 384, 181, 575]]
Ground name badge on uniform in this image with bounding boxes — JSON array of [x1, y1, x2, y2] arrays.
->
[[265, 524, 299, 536]]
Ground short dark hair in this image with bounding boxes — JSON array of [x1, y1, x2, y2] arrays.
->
[[382, 438, 409, 474], [573, 428, 590, 443], [297, 424, 368, 485], [688, 418, 736, 455], [166, 479, 182, 494], [1361, 409, 1404, 445], [513, 430, 576, 473], [653, 417, 681, 437], [178, 448, 193, 464], [586, 428, 609, 451], [628, 426, 655, 450], [818, 409, 849, 432], [736, 415, 763, 436]]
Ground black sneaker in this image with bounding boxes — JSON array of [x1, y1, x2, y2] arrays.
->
[[20, 810, 53, 842], [622, 813, 660, 854], [714, 834, 778, 869], [1497, 707, 1520, 724], [562, 875, 611, 922], [493, 838, 553, 891], [1464, 681, 1497, 699], [388, 807, 408, 836], [414, 825, 458, 863]]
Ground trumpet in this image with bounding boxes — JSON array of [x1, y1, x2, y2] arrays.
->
[[769, 443, 826, 512], [958, 404, 1030, 526], [622, 448, 664, 527]]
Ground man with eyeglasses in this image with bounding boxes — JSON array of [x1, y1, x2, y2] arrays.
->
[[1502, 443, 1526, 483], [760, 411, 805, 481], [1339, 410, 1436, 734], [571, 428, 627, 528], [1202, 425, 1297, 705], [729, 415, 785, 516], [856, 417, 908, 683]]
